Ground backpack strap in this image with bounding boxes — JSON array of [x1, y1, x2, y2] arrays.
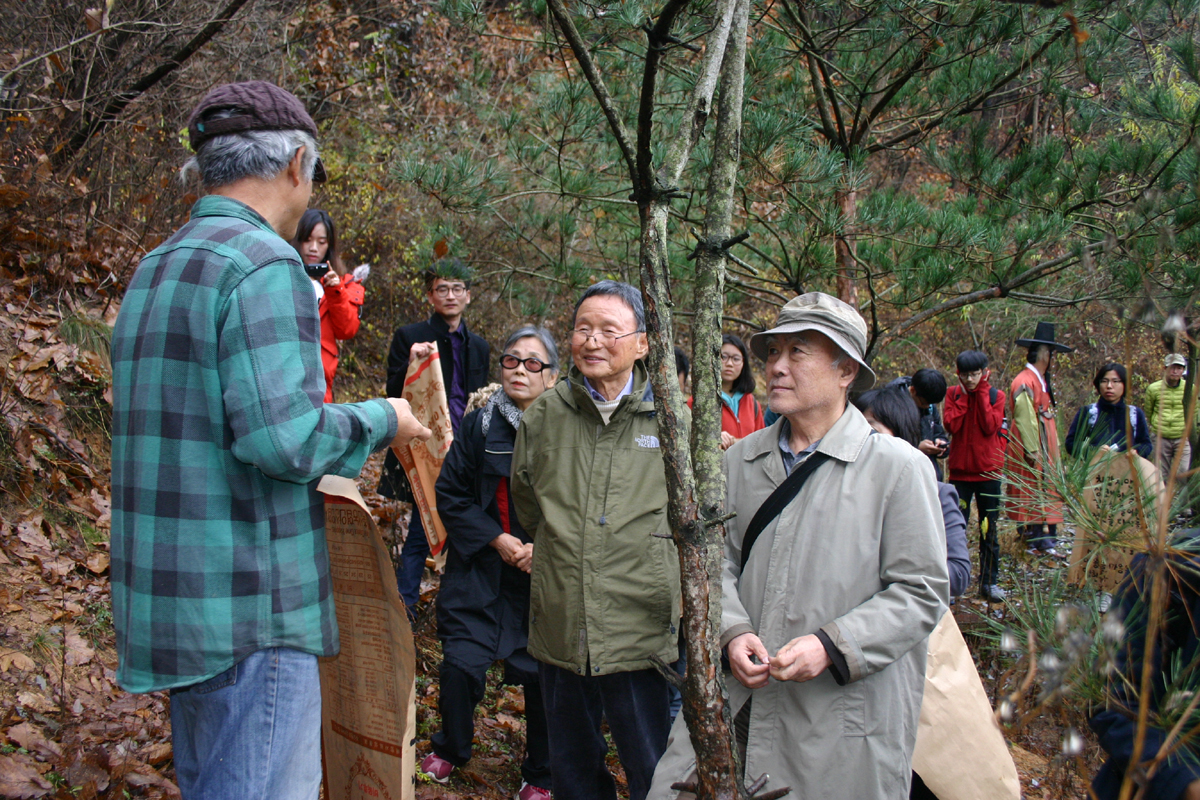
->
[[739, 452, 833, 573]]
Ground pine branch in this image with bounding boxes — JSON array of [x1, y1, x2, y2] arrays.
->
[[853, 35, 939, 148], [636, 0, 696, 197], [544, 0, 639, 183], [869, 239, 1111, 356], [657, 0, 742, 191], [868, 26, 1067, 153]]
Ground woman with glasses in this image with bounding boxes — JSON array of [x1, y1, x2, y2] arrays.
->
[[689, 333, 764, 450], [1065, 362, 1153, 459], [421, 326, 558, 800], [292, 209, 366, 403]]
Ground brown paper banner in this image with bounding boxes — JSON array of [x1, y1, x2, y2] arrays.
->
[[1068, 451, 1165, 593], [912, 611, 1020, 800], [318, 475, 416, 800], [393, 348, 454, 571]]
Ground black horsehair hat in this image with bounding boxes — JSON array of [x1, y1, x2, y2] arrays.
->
[[1015, 321, 1074, 353]]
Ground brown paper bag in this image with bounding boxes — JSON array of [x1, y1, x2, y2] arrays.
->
[[392, 347, 454, 571], [318, 475, 416, 800], [912, 611, 1020, 800], [1068, 450, 1165, 592]]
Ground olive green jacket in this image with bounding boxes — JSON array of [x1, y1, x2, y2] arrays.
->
[[511, 361, 683, 676]]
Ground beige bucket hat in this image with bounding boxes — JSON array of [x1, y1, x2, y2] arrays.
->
[[749, 292, 877, 391]]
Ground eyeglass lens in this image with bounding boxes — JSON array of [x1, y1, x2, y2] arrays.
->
[[501, 355, 545, 372]]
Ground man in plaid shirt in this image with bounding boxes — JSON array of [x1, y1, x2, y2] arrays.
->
[[110, 81, 429, 800]]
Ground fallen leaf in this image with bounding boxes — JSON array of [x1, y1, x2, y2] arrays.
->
[[0, 752, 52, 798], [16, 519, 51, 552], [65, 631, 94, 666], [0, 649, 35, 673], [85, 552, 109, 574], [42, 555, 76, 578], [125, 768, 181, 798], [16, 691, 56, 714], [5, 722, 63, 759], [64, 748, 110, 794], [139, 742, 172, 765]]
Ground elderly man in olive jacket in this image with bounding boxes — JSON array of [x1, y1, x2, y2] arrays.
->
[[511, 280, 683, 800], [649, 293, 948, 800]]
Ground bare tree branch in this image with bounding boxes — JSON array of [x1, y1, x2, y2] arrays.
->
[[50, 0, 255, 169], [543, 0, 639, 183]]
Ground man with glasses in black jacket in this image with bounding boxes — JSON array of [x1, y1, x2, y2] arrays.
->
[[379, 258, 490, 615]]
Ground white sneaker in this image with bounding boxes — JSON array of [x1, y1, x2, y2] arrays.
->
[[983, 584, 1007, 602]]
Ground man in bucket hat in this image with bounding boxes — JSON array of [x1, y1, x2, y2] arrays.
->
[[1144, 353, 1192, 480], [648, 293, 948, 799], [1006, 322, 1073, 556], [110, 80, 430, 800]]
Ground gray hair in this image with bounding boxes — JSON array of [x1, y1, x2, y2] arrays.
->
[[181, 119, 319, 189], [573, 280, 645, 332], [504, 325, 560, 373]]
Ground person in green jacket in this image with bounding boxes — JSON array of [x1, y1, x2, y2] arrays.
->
[[511, 280, 683, 800], [1145, 353, 1191, 479]]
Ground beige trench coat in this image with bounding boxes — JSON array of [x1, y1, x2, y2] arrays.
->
[[648, 407, 949, 800]]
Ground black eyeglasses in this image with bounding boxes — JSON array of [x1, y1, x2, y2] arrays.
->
[[500, 354, 551, 373]]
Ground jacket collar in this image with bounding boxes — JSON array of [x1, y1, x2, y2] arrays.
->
[[427, 313, 470, 338], [745, 403, 871, 466], [190, 194, 276, 235], [559, 360, 656, 417]]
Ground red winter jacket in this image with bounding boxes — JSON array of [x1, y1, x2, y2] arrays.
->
[[687, 393, 765, 440], [943, 378, 1006, 481], [318, 276, 364, 403]]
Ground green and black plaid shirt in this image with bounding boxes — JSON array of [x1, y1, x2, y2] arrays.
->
[[110, 195, 397, 693]]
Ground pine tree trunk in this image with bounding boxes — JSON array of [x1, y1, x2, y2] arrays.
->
[[671, 0, 750, 793], [544, 0, 764, 793], [834, 187, 859, 306]]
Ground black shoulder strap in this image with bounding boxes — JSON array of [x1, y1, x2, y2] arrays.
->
[[740, 451, 832, 572], [990, 386, 998, 405]]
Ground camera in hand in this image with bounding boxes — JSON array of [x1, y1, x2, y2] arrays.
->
[[304, 262, 331, 280]]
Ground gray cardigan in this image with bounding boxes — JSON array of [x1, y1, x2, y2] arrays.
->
[[938, 482, 971, 596]]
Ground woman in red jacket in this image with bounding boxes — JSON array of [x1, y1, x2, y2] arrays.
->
[[689, 334, 764, 449], [294, 209, 364, 402]]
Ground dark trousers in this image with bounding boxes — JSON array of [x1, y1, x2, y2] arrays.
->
[[539, 662, 671, 800], [432, 659, 551, 789], [1022, 522, 1058, 552], [396, 510, 429, 614], [952, 479, 1002, 587]]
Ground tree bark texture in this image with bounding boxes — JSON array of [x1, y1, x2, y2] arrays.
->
[[681, 0, 751, 794], [834, 187, 859, 306], [543, 0, 752, 795]]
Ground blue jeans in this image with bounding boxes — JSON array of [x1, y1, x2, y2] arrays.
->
[[539, 662, 672, 800], [170, 647, 321, 800], [397, 510, 429, 614]]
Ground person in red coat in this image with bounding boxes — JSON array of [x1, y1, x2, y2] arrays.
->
[[944, 350, 1007, 601], [1006, 322, 1073, 556], [688, 334, 764, 449], [294, 209, 364, 402]]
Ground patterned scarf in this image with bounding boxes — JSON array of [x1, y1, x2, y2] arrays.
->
[[480, 388, 524, 435]]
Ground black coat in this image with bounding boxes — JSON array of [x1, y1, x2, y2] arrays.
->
[[1065, 399, 1153, 460], [378, 314, 490, 499], [433, 406, 536, 675], [1091, 532, 1200, 800]]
